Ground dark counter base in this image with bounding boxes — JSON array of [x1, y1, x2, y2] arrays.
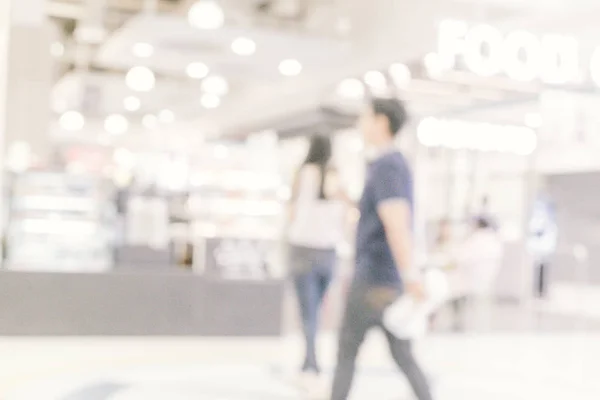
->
[[0, 271, 284, 336]]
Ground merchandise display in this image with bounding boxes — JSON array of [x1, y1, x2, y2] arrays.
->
[[6, 171, 113, 272], [187, 141, 286, 279]]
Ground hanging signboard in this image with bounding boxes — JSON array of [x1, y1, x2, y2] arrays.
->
[[417, 117, 537, 155], [437, 19, 600, 87]]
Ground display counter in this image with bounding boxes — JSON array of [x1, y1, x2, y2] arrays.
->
[[0, 271, 284, 336]]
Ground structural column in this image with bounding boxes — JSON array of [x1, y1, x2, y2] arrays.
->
[[0, 0, 56, 263], [3, 0, 55, 167]]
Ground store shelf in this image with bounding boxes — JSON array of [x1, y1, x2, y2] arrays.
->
[[6, 172, 113, 272]]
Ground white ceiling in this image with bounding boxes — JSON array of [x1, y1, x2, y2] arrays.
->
[[49, 0, 600, 147], [95, 14, 352, 79], [52, 9, 354, 126]]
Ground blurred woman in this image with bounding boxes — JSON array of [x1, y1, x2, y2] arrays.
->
[[288, 134, 345, 378]]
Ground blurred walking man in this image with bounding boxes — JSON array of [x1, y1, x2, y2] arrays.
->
[[330, 98, 433, 400]]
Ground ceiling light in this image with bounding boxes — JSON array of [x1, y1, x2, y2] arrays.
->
[[364, 70, 387, 91], [188, 0, 225, 30], [525, 112, 543, 129], [201, 93, 221, 109], [201, 75, 229, 95], [132, 42, 154, 58], [142, 114, 158, 129], [59, 111, 85, 131], [126, 66, 155, 92], [104, 114, 129, 135], [186, 62, 209, 79], [50, 42, 64, 58], [336, 78, 365, 100], [279, 59, 302, 76], [231, 37, 256, 56], [123, 96, 141, 112], [389, 63, 412, 88], [159, 109, 175, 123]]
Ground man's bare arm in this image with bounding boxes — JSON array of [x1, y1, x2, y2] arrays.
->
[[378, 200, 423, 296], [378, 200, 413, 277]]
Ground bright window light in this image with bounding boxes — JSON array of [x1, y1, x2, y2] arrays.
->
[[60, 111, 85, 131], [123, 96, 141, 112], [337, 78, 365, 100], [186, 62, 210, 79], [201, 93, 221, 109], [132, 42, 154, 58], [279, 59, 302, 76], [142, 114, 158, 129], [126, 66, 155, 92], [188, 0, 225, 30], [231, 37, 256, 56], [104, 114, 129, 135], [159, 109, 175, 123], [389, 63, 411, 88], [201, 75, 229, 95]]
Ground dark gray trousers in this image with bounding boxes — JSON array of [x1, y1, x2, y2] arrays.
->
[[331, 283, 433, 400]]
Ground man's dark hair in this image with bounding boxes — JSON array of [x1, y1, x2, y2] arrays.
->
[[371, 97, 408, 136]]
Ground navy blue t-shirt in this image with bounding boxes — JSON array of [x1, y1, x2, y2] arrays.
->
[[355, 151, 413, 288]]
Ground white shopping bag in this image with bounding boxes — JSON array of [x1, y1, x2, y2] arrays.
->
[[383, 269, 450, 339]]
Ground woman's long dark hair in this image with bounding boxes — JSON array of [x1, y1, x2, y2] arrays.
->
[[302, 134, 332, 199]]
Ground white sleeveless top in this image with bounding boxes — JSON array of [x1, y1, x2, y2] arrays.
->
[[288, 165, 345, 249]]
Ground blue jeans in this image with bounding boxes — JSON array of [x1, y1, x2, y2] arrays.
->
[[290, 245, 336, 373]]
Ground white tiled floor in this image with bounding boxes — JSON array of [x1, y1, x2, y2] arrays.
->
[[2, 332, 599, 400]]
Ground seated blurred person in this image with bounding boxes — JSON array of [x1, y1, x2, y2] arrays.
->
[[428, 218, 456, 271], [427, 219, 461, 330], [452, 217, 504, 331]]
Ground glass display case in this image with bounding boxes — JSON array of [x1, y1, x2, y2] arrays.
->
[[6, 171, 113, 272]]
